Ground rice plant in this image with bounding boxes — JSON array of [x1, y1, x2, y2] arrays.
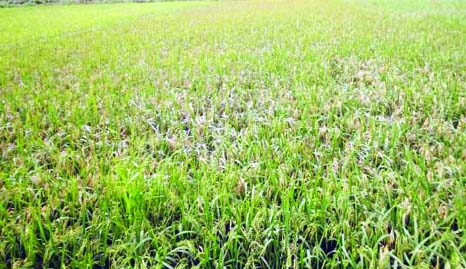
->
[[1, 0, 465, 268]]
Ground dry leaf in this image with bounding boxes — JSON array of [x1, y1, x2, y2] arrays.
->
[[235, 178, 245, 196]]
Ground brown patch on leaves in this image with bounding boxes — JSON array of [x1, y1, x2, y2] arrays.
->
[[235, 178, 246, 196]]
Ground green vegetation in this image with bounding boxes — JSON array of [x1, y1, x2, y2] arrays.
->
[[1, 0, 465, 268]]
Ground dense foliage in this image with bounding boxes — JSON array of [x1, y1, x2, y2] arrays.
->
[[1, 0, 465, 268]]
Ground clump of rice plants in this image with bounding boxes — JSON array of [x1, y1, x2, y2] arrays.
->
[[1, 0, 465, 268]]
